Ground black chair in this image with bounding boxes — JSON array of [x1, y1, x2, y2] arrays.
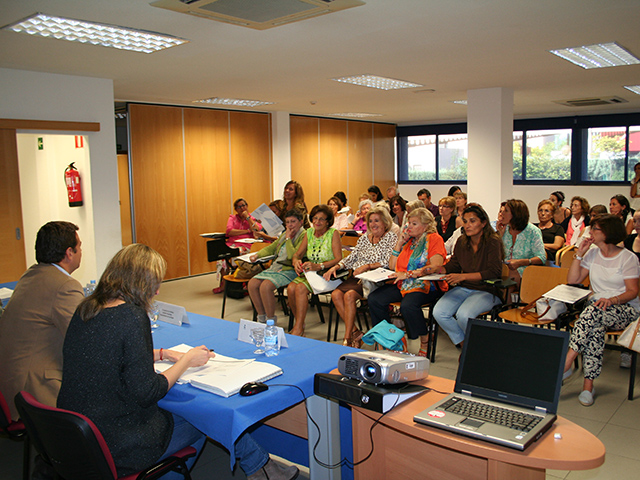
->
[[14, 391, 196, 480], [0, 390, 29, 480]]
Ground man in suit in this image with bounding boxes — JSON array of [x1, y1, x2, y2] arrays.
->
[[0, 221, 84, 420]]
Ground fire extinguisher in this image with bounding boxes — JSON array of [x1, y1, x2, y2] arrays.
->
[[64, 162, 83, 207]]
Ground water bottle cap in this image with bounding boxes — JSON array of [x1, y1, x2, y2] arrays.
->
[[266, 320, 274, 326], [90, 280, 96, 284]]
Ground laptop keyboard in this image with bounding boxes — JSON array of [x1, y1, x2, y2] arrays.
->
[[441, 397, 543, 432]]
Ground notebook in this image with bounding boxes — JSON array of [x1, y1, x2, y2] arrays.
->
[[413, 319, 569, 450]]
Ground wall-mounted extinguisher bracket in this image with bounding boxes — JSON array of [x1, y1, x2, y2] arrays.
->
[[64, 162, 83, 207]]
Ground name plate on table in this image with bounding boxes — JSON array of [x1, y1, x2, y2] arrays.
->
[[238, 318, 288, 348], [157, 301, 190, 326]]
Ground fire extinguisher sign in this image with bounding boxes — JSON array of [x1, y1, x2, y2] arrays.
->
[[75, 136, 84, 148], [64, 162, 83, 207]]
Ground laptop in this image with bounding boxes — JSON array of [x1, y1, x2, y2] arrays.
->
[[414, 319, 569, 450]]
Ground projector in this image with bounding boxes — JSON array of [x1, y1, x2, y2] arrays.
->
[[337, 351, 429, 385]]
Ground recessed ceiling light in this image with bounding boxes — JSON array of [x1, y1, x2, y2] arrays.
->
[[332, 74, 423, 90], [328, 113, 383, 118], [549, 42, 640, 69], [194, 97, 275, 107], [2, 13, 188, 53], [624, 85, 640, 95]]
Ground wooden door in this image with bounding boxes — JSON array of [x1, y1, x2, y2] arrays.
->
[[0, 129, 27, 282], [117, 154, 133, 246]]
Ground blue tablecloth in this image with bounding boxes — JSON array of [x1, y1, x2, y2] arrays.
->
[[152, 313, 354, 467]]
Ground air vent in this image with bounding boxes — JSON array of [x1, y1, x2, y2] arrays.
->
[[151, 0, 365, 30], [554, 96, 629, 107]]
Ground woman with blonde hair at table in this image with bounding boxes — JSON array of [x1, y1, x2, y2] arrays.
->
[[367, 208, 446, 357], [288, 204, 342, 336], [58, 244, 298, 480], [323, 206, 397, 347]]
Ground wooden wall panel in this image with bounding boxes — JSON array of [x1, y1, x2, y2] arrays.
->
[[347, 121, 374, 207], [319, 119, 348, 206], [230, 111, 272, 211], [116, 154, 133, 246], [129, 104, 188, 279], [373, 123, 396, 192], [290, 116, 320, 208], [184, 108, 230, 276]]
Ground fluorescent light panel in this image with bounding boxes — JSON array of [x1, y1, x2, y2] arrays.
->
[[2, 13, 187, 53], [550, 42, 640, 69], [194, 97, 275, 107], [332, 74, 423, 90], [328, 113, 383, 118], [624, 85, 640, 95]]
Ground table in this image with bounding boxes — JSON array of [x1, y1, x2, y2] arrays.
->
[[350, 375, 605, 480], [152, 313, 354, 479]]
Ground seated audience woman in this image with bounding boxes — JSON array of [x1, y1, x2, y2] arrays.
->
[[624, 210, 640, 261], [390, 195, 408, 226], [454, 191, 468, 218], [630, 162, 640, 211], [57, 244, 297, 480], [323, 206, 397, 347], [436, 196, 461, 242], [430, 204, 504, 347], [577, 204, 607, 250], [368, 208, 446, 357], [349, 199, 373, 233], [328, 196, 350, 230], [288, 205, 342, 336], [535, 199, 565, 264], [333, 191, 350, 213], [563, 215, 640, 406], [448, 186, 462, 197], [367, 185, 384, 203], [499, 199, 546, 282], [561, 196, 590, 246], [550, 191, 571, 225], [226, 198, 264, 251], [248, 209, 306, 325], [609, 194, 634, 234], [281, 180, 309, 227]]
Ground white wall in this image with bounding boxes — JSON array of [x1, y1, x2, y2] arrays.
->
[[0, 68, 121, 283]]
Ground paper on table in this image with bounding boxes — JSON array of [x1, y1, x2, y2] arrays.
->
[[238, 318, 288, 348], [304, 270, 342, 294], [417, 274, 447, 281], [355, 267, 396, 283], [235, 251, 276, 263], [543, 284, 591, 304], [155, 344, 282, 397], [155, 301, 190, 326], [0, 287, 13, 300], [199, 232, 226, 238]]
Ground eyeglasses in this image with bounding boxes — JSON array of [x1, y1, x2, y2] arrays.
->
[[236, 203, 248, 208], [438, 205, 452, 209], [312, 216, 328, 222]]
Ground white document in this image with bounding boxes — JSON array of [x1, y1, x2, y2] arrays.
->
[[417, 274, 447, 281], [251, 203, 284, 237], [238, 318, 289, 348], [355, 267, 396, 283], [304, 271, 342, 294], [0, 287, 13, 301], [543, 284, 591, 304], [236, 238, 261, 244], [235, 252, 276, 263], [156, 301, 189, 326], [199, 232, 226, 238], [155, 344, 282, 397]]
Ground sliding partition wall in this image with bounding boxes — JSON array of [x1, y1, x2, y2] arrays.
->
[[128, 106, 396, 280]]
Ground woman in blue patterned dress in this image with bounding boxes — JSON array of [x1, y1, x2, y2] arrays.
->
[[287, 204, 342, 336]]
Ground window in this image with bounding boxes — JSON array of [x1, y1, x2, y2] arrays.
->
[[407, 135, 436, 180], [524, 129, 571, 181], [585, 127, 626, 181], [438, 134, 468, 181]]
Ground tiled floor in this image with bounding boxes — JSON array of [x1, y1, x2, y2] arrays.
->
[[2, 273, 639, 479]]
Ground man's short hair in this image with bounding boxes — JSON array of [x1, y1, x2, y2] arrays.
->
[[35, 221, 79, 264], [417, 188, 431, 198]]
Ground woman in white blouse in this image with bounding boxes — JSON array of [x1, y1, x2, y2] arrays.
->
[[323, 206, 397, 347]]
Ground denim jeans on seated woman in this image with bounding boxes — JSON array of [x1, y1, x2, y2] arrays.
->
[[432, 287, 501, 346]]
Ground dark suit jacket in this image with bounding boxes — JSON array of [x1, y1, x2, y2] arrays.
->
[[0, 264, 83, 420]]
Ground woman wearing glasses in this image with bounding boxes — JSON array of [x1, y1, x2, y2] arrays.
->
[[226, 198, 264, 251], [287, 205, 342, 336]]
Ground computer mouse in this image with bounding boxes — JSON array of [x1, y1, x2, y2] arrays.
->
[[239, 382, 269, 396]]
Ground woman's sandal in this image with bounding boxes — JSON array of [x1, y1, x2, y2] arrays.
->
[[351, 329, 364, 349]]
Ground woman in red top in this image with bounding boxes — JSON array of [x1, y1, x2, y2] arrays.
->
[[368, 208, 446, 357]]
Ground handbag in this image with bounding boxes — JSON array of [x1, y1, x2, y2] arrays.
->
[[617, 318, 640, 353], [233, 259, 267, 280], [535, 297, 567, 321]]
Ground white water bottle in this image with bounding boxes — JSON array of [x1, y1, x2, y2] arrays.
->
[[84, 279, 97, 297], [264, 320, 279, 357]]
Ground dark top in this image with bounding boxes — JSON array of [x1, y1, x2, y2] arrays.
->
[[535, 223, 565, 262], [435, 214, 457, 242], [624, 233, 640, 261], [444, 235, 503, 294], [58, 303, 172, 477]]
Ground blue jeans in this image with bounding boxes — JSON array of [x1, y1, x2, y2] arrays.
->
[[432, 287, 501, 346], [368, 283, 441, 339], [161, 414, 268, 477]]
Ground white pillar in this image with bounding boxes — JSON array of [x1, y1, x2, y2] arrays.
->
[[467, 88, 513, 218], [271, 111, 291, 200]]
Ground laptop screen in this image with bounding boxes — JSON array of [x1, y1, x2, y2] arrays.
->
[[456, 319, 569, 413]]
